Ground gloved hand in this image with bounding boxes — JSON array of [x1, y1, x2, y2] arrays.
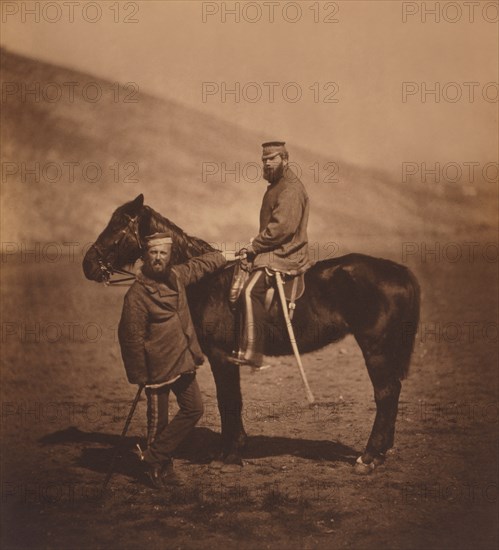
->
[[236, 244, 256, 262]]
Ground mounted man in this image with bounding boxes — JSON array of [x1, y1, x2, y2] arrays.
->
[[230, 141, 311, 368]]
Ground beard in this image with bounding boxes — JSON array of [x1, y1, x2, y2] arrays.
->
[[142, 257, 169, 281], [263, 162, 285, 183]]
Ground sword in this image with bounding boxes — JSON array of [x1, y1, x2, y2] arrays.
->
[[274, 272, 315, 405]]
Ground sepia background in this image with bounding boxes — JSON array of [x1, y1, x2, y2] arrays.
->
[[1, 1, 498, 549]]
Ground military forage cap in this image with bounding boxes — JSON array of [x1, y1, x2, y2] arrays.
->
[[262, 141, 287, 159], [144, 232, 173, 248]]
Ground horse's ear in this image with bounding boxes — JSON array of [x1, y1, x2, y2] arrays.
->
[[130, 194, 144, 213]]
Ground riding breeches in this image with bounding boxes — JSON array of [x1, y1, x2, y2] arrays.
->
[[143, 372, 204, 465], [238, 268, 274, 366]]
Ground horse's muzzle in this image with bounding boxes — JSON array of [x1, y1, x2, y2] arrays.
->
[[82, 245, 105, 282]]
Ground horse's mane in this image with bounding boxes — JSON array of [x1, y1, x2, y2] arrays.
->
[[140, 205, 217, 264]]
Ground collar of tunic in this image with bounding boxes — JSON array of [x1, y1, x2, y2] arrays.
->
[[136, 270, 179, 297]]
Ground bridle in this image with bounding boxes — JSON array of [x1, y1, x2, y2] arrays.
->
[[90, 214, 143, 285]]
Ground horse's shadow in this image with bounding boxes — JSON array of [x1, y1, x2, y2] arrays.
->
[[39, 426, 359, 480]]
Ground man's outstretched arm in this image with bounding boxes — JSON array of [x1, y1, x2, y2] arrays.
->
[[172, 250, 226, 286]]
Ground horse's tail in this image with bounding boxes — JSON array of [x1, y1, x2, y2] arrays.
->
[[392, 266, 420, 380]]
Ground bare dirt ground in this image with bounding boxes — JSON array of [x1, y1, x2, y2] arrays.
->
[[1, 253, 497, 549]]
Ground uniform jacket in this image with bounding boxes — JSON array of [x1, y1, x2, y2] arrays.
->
[[118, 251, 226, 385], [251, 167, 310, 273]]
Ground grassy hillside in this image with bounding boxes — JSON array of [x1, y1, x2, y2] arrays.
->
[[1, 48, 496, 258]]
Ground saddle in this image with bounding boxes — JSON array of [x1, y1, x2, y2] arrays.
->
[[229, 262, 306, 320], [263, 269, 305, 320]]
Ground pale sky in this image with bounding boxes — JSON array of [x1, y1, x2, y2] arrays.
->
[[1, 0, 498, 175]]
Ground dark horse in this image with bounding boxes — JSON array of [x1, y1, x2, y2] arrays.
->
[[83, 194, 420, 473]]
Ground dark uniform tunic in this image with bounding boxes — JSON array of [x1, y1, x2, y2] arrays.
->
[[118, 251, 226, 385], [252, 166, 311, 274]]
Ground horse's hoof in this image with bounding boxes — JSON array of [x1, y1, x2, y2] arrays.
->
[[372, 455, 386, 467], [223, 453, 243, 466], [353, 456, 375, 475]]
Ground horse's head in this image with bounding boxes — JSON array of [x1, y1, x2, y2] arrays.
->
[[83, 194, 145, 282]]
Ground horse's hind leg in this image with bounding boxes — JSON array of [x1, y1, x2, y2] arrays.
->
[[354, 345, 402, 474]]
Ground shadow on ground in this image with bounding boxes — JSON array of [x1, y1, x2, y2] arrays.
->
[[38, 426, 358, 479]]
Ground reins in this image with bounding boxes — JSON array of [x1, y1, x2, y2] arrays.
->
[[105, 267, 137, 286]]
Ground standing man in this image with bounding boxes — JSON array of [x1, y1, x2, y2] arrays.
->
[[231, 141, 311, 368], [118, 233, 226, 488]]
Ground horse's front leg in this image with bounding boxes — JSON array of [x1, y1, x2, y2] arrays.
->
[[207, 348, 247, 465]]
